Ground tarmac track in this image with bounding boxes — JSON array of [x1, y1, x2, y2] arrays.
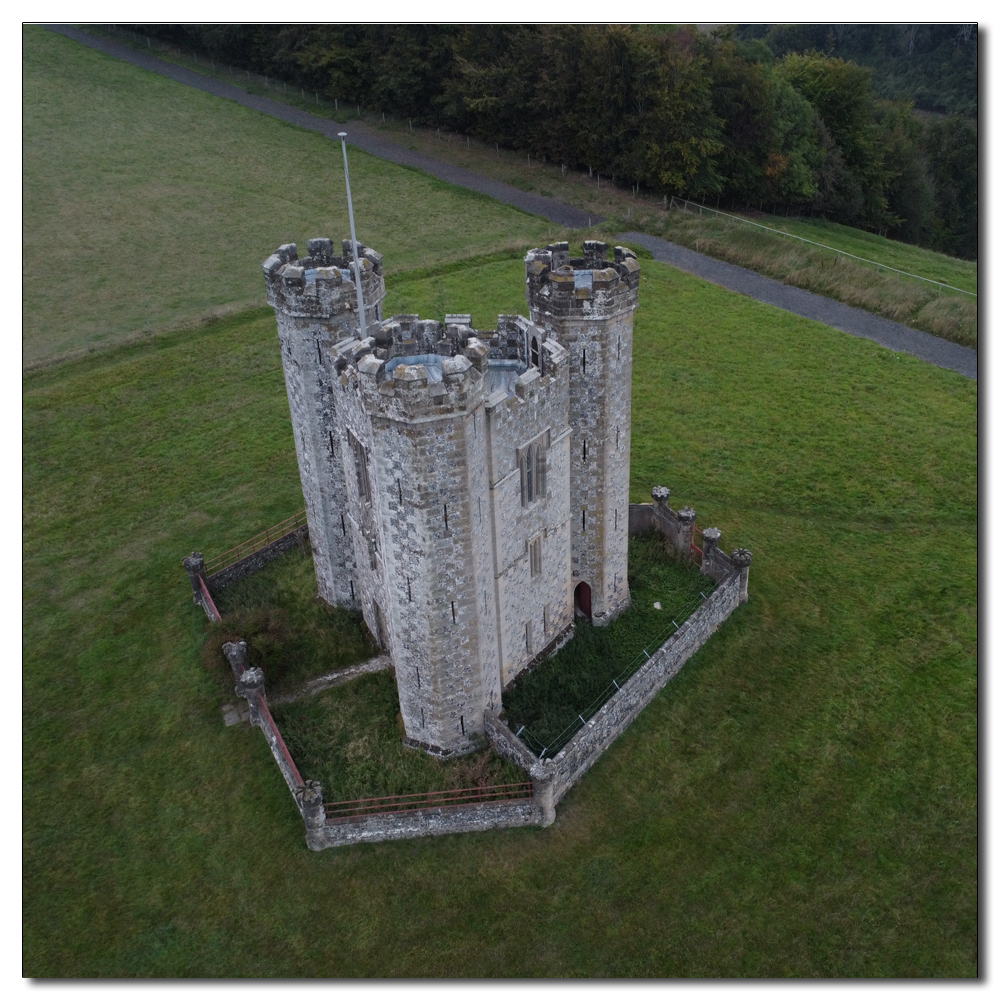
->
[[47, 25, 978, 382]]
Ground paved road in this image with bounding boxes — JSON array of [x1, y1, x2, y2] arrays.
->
[[48, 26, 977, 382], [620, 232, 977, 381], [47, 25, 600, 230]]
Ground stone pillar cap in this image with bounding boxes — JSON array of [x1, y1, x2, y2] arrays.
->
[[651, 486, 671, 502], [731, 548, 753, 567], [677, 507, 697, 524], [702, 527, 722, 541]]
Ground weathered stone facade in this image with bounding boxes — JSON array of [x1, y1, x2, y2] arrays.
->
[[264, 238, 640, 757]]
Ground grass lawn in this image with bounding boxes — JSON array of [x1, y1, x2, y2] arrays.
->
[[23, 254, 977, 975], [503, 533, 715, 754], [22, 26, 555, 367]]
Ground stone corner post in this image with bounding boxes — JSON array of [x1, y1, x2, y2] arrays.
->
[[222, 639, 249, 681], [529, 766, 556, 827], [731, 549, 752, 604], [677, 507, 697, 561], [701, 527, 721, 576], [182, 552, 206, 595], [235, 664, 266, 726], [296, 779, 326, 851]]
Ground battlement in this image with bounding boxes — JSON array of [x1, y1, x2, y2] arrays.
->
[[262, 237, 386, 320], [525, 240, 640, 319]]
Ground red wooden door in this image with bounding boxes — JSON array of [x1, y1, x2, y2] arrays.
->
[[575, 581, 592, 620]]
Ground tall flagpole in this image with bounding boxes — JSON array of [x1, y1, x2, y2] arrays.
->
[[339, 132, 367, 338]]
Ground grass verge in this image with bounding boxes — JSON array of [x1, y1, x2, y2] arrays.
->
[[23, 253, 976, 974], [503, 533, 713, 751]]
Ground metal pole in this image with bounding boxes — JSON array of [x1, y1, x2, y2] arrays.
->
[[338, 133, 368, 338]]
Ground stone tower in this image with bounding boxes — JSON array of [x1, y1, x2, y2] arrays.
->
[[264, 236, 639, 756], [525, 240, 639, 625], [262, 239, 386, 607]]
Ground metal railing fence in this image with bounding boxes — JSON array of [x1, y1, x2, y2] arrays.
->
[[668, 196, 977, 298], [204, 510, 308, 576], [324, 781, 534, 819]]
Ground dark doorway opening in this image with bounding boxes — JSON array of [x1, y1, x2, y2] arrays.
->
[[575, 581, 592, 620]]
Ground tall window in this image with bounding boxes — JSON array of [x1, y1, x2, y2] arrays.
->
[[519, 436, 548, 507], [529, 536, 542, 577], [530, 336, 540, 370], [349, 429, 372, 503]]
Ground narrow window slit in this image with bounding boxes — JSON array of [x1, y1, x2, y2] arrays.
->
[[349, 580, 354, 599], [316, 341, 322, 365], [407, 577, 412, 602], [397, 479, 402, 504], [451, 601, 456, 624], [582, 349, 587, 375], [443, 504, 448, 530], [583, 439, 587, 462], [341, 513, 346, 536], [460, 715, 465, 735]]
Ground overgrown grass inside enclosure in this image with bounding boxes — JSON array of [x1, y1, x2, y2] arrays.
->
[[502, 533, 712, 751], [201, 544, 375, 699], [272, 672, 526, 803]]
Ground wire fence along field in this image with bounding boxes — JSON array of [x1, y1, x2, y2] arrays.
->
[[510, 584, 716, 761], [668, 197, 977, 298]]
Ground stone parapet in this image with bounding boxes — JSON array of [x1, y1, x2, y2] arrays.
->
[[263, 239, 386, 323], [525, 240, 640, 320]]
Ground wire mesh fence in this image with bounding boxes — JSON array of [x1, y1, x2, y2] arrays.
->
[[511, 584, 717, 760]]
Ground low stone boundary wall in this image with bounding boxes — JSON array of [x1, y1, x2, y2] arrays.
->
[[487, 484, 752, 821], [484, 570, 741, 813], [207, 524, 308, 591], [179, 519, 310, 623], [308, 797, 542, 850]]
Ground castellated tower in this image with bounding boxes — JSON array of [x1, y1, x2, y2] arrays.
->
[[525, 240, 640, 625], [262, 239, 386, 607], [264, 236, 639, 757]]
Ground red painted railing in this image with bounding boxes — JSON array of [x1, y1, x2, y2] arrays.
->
[[691, 524, 703, 567], [204, 510, 308, 576], [258, 696, 304, 787], [198, 576, 222, 621], [324, 781, 534, 820]]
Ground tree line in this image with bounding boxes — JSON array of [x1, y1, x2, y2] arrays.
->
[[141, 24, 978, 260]]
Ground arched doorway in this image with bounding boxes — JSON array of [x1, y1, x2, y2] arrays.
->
[[575, 581, 592, 620]]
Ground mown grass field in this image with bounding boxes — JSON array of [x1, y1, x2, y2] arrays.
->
[[73, 26, 977, 349], [23, 255, 977, 976], [24, 24, 976, 978], [22, 26, 555, 366]]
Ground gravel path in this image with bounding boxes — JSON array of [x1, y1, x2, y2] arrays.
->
[[47, 26, 976, 382], [47, 25, 601, 230], [620, 232, 977, 381]]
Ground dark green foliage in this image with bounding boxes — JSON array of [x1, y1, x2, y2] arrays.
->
[[737, 23, 978, 117], [200, 545, 375, 697], [132, 22, 976, 258], [272, 672, 526, 803], [503, 534, 712, 750]]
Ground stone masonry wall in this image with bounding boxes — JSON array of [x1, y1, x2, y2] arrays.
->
[[309, 797, 541, 849], [525, 241, 639, 625], [206, 526, 308, 592], [484, 338, 573, 688], [263, 238, 386, 609]]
